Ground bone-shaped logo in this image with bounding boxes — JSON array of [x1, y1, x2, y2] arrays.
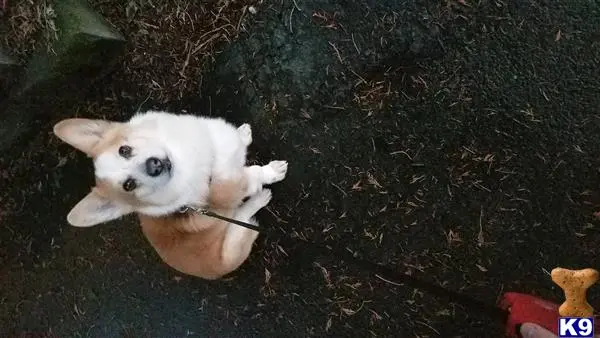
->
[[551, 267, 599, 317]]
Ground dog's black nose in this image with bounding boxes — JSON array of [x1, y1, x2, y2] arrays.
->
[[145, 157, 164, 177]]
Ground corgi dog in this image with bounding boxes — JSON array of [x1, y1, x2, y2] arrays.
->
[[53, 111, 288, 280]]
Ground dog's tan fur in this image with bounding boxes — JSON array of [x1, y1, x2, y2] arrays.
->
[[138, 177, 250, 279]]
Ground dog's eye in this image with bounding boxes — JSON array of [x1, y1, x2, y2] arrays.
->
[[123, 178, 137, 192], [118, 145, 132, 158]]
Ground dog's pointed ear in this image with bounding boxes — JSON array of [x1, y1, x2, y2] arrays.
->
[[53, 118, 116, 155], [67, 190, 133, 227]]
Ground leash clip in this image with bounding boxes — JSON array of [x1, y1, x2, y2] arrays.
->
[[178, 205, 208, 215]]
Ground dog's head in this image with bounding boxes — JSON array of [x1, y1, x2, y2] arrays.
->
[[54, 118, 181, 227]]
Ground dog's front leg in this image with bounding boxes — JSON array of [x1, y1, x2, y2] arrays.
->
[[209, 160, 287, 210], [209, 122, 287, 207], [237, 124, 288, 196], [243, 160, 288, 198], [220, 188, 272, 273]]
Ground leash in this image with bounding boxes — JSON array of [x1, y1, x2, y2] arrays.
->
[[178, 206, 261, 231], [184, 207, 508, 322]]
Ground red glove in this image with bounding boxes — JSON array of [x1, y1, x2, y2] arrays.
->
[[499, 292, 561, 337]]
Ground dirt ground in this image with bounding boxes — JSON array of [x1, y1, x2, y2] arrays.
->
[[1, 0, 600, 337]]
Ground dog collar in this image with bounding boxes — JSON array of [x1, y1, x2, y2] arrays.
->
[[175, 175, 212, 215], [177, 205, 207, 214]]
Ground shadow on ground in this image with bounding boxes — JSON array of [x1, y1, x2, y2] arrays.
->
[[1, 1, 600, 337]]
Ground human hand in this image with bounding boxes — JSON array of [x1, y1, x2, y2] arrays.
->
[[519, 323, 558, 338]]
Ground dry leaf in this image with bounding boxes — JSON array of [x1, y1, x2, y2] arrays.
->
[[436, 309, 451, 316], [277, 245, 288, 256], [476, 264, 488, 272], [477, 230, 485, 246], [342, 308, 356, 316], [367, 172, 383, 188], [555, 30, 561, 41], [351, 180, 362, 190], [447, 229, 462, 243]]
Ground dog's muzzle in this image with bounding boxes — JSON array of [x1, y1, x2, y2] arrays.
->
[[145, 157, 172, 177]]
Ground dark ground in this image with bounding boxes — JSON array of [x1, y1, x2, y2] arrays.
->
[[1, 0, 600, 337]]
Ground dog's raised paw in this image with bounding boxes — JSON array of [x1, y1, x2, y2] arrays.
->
[[237, 123, 252, 146], [264, 160, 288, 184], [251, 188, 273, 208]]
